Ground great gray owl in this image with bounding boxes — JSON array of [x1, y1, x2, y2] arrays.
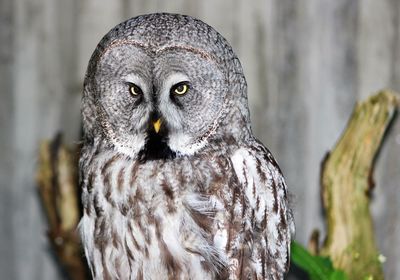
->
[[79, 13, 294, 280]]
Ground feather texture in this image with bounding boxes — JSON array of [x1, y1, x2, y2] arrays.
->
[[80, 138, 293, 279], [79, 13, 294, 280]]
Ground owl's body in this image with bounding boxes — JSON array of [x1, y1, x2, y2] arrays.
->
[[80, 13, 293, 280]]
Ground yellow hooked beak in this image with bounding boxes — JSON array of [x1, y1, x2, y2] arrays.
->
[[153, 119, 162, 133]]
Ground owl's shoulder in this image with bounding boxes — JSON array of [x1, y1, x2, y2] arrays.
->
[[223, 140, 293, 278]]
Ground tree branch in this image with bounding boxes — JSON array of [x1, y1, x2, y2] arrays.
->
[[320, 90, 399, 279], [36, 135, 89, 280]]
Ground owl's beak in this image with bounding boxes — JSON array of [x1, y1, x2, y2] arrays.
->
[[153, 119, 162, 133]]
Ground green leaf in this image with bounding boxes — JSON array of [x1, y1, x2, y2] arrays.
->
[[329, 270, 348, 280], [290, 241, 349, 280]]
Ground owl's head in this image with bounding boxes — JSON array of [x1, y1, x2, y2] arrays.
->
[[82, 13, 251, 159]]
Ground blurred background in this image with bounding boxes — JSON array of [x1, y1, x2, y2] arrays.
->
[[1, 0, 399, 279]]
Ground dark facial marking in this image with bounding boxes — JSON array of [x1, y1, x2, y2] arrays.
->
[[138, 118, 176, 161]]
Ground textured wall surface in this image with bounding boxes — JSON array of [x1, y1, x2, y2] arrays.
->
[[1, 0, 399, 279]]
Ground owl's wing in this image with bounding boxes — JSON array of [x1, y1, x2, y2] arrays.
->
[[226, 140, 294, 279]]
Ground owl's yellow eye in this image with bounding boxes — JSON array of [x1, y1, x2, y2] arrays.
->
[[172, 82, 190, 96], [129, 83, 143, 96]]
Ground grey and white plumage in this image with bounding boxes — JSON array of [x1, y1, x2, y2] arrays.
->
[[79, 13, 294, 280]]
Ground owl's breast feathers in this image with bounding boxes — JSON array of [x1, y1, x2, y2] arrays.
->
[[79, 140, 293, 280]]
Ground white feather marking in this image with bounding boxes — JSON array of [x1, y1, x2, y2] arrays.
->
[[162, 214, 187, 262], [162, 73, 190, 93], [113, 134, 146, 158], [122, 73, 150, 95], [231, 149, 246, 183], [79, 215, 95, 273], [255, 198, 266, 222], [267, 213, 280, 254], [168, 132, 208, 156], [213, 226, 227, 251], [231, 149, 259, 208], [252, 255, 262, 275]]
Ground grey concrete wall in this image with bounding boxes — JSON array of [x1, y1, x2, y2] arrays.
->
[[1, 0, 399, 278]]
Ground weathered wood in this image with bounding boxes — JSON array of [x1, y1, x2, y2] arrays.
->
[[36, 136, 88, 280], [320, 90, 399, 279]]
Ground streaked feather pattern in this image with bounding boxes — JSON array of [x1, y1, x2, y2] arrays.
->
[[80, 138, 293, 279]]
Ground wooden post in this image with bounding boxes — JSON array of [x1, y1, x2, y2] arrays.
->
[[320, 90, 399, 279]]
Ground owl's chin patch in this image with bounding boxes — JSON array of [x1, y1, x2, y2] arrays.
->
[[138, 129, 176, 161], [168, 132, 207, 156]]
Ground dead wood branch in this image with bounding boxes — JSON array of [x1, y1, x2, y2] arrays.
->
[[36, 135, 89, 280], [320, 90, 399, 279]]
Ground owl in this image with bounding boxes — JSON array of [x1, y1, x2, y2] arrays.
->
[[79, 13, 294, 280]]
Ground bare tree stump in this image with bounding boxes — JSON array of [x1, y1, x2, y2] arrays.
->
[[36, 135, 89, 280], [320, 90, 399, 279]]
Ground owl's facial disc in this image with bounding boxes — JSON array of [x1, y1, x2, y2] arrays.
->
[[91, 44, 156, 158], [155, 51, 227, 156], [91, 42, 227, 159]]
